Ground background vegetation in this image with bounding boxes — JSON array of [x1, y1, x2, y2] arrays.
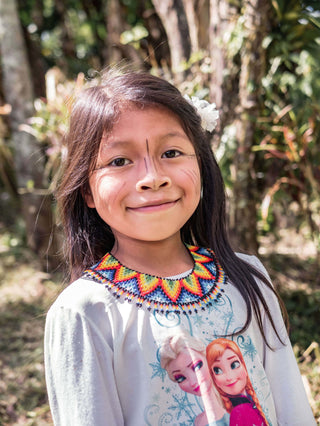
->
[[0, 0, 319, 424]]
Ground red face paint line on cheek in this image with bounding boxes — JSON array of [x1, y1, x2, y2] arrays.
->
[[103, 180, 126, 217], [181, 168, 200, 186]]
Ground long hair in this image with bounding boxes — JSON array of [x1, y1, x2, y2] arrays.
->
[[57, 68, 287, 347], [206, 339, 268, 425]]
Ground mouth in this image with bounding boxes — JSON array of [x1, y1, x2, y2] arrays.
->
[[128, 199, 179, 213], [226, 380, 238, 387], [193, 385, 201, 394]]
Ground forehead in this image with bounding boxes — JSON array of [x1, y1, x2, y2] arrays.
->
[[108, 105, 185, 137], [96, 106, 195, 162], [167, 348, 203, 372], [214, 348, 239, 364]]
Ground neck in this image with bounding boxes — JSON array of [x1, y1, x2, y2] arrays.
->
[[111, 235, 194, 277]]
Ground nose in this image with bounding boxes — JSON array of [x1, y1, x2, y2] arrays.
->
[[136, 161, 171, 192], [225, 373, 235, 383], [187, 372, 199, 388]]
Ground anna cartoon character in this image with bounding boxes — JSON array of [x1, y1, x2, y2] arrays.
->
[[206, 338, 269, 426], [160, 330, 229, 426]]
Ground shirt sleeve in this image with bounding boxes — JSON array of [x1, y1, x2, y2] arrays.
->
[[250, 256, 316, 426], [44, 296, 124, 426]]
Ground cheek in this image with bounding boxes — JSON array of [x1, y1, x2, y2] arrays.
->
[[179, 378, 196, 394], [213, 374, 226, 388], [179, 167, 201, 203], [182, 168, 201, 188], [179, 382, 189, 392], [105, 181, 126, 209], [181, 162, 200, 181], [89, 175, 125, 207], [238, 368, 247, 384]]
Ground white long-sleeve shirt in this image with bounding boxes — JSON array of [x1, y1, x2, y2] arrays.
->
[[44, 247, 315, 425]]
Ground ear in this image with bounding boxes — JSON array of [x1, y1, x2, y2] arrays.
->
[[83, 186, 96, 208]]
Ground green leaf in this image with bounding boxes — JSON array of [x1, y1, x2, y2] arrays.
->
[[120, 25, 148, 45], [307, 15, 320, 30]]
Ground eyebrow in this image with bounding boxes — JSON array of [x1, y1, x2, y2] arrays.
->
[[171, 360, 194, 374], [214, 355, 238, 364], [227, 355, 238, 361], [107, 131, 189, 144], [100, 131, 191, 154], [159, 131, 190, 141], [100, 140, 133, 150]]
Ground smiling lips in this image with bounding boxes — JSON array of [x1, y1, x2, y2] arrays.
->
[[193, 385, 201, 394], [128, 199, 179, 213], [226, 380, 238, 387]]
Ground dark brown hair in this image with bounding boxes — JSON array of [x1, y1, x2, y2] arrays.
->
[[57, 69, 288, 347]]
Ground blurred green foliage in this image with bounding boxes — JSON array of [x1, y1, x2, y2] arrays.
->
[[8, 0, 319, 252]]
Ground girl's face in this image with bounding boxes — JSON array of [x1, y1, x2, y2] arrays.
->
[[210, 348, 247, 396], [167, 349, 212, 396], [86, 106, 201, 248]]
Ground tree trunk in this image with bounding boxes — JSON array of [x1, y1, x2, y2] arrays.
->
[[231, 0, 272, 254], [197, 0, 210, 51], [209, 0, 239, 115], [55, 0, 77, 60], [182, 0, 199, 54], [105, 0, 123, 65], [104, 0, 144, 67], [16, 0, 47, 98], [152, 0, 191, 81], [80, 0, 107, 68], [0, 0, 59, 269]]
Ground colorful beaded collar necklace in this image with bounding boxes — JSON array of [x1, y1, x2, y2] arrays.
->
[[83, 245, 226, 314]]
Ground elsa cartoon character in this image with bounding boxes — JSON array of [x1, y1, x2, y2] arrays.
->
[[160, 330, 229, 426], [206, 338, 269, 426]]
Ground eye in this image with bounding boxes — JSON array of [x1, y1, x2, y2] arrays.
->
[[174, 375, 186, 383], [193, 360, 203, 372], [213, 366, 223, 375], [109, 157, 131, 167], [231, 361, 240, 370], [162, 149, 182, 159]]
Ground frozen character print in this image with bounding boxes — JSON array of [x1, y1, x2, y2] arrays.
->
[[206, 338, 268, 426], [160, 330, 230, 426]]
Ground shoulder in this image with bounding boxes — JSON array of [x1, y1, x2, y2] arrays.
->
[[235, 252, 289, 345], [235, 252, 270, 278], [235, 252, 278, 303], [235, 252, 276, 296], [47, 276, 115, 320]]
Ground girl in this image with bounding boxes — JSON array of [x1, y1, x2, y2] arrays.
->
[[45, 69, 315, 426], [206, 338, 268, 426], [160, 330, 229, 425]]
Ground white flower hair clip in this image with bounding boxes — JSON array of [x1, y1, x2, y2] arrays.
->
[[184, 94, 219, 132]]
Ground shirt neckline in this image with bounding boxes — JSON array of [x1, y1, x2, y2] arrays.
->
[[83, 245, 227, 314]]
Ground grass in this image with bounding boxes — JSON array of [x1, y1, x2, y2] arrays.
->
[[0, 230, 319, 424]]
